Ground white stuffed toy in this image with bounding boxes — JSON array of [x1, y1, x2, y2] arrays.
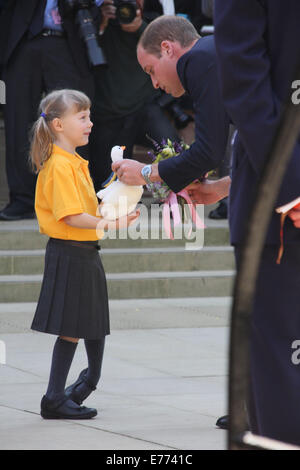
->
[[97, 146, 143, 220]]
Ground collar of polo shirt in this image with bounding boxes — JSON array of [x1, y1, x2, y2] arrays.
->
[[52, 144, 88, 169]]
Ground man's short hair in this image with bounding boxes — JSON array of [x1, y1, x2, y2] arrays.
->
[[139, 15, 200, 58]]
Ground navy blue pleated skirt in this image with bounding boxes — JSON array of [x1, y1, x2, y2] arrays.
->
[[31, 238, 110, 340]]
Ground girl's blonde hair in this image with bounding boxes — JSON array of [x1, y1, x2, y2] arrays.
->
[[30, 89, 91, 173]]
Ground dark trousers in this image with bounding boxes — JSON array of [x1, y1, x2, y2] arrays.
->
[[3, 35, 94, 210], [89, 102, 179, 191], [235, 244, 300, 446]]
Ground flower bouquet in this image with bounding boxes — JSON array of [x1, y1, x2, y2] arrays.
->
[[146, 137, 206, 239]]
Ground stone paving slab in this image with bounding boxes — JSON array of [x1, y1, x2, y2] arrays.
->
[[0, 297, 232, 333], [0, 326, 229, 450]]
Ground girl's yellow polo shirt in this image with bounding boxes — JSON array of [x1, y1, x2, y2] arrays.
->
[[35, 144, 103, 241]]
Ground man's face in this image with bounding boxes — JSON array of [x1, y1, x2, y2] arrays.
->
[[137, 43, 185, 98]]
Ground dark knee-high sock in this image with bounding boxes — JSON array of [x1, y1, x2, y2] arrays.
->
[[46, 337, 78, 401], [84, 337, 106, 388]]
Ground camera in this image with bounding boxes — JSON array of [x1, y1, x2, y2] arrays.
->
[[113, 0, 137, 24], [63, 0, 107, 66], [156, 92, 194, 130]]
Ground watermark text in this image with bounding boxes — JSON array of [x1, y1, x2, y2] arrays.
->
[[96, 201, 205, 250], [291, 339, 300, 365], [0, 80, 5, 104], [0, 340, 6, 365]]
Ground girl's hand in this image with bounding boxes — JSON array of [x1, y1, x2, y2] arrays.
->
[[98, 209, 140, 231], [114, 209, 140, 229]]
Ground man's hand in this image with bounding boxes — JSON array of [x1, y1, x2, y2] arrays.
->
[[99, 0, 116, 33], [186, 176, 231, 205], [112, 159, 146, 185], [121, 9, 143, 33], [288, 208, 300, 228]]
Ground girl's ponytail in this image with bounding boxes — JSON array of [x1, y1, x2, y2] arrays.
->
[[29, 112, 54, 173]]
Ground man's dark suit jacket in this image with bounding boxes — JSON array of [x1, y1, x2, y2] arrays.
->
[[0, 0, 99, 77], [214, 0, 300, 245], [158, 36, 230, 200]]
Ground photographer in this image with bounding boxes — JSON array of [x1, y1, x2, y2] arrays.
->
[[0, 0, 104, 221], [88, 0, 179, 190]]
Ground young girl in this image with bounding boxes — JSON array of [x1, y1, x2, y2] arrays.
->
[[30, 89, 139, 420]]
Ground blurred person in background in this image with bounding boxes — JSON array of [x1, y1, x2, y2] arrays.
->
[[88, 0, 180, 190], [0, 0, 103, 221]]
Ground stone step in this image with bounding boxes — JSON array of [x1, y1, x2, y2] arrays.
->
[[0, 223, 230, 250], [0, 246, 234, 275], [0, 297, 232, 333], [0, 270, 235, 302]]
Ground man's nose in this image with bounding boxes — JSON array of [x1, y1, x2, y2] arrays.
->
[[151, 76, 160, 89]]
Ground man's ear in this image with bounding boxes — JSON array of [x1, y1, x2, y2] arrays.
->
[[160, 40, 175, 58]]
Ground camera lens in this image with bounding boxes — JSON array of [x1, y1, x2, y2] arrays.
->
[[116, 2, 137, 24], [77, 9, 107, 66], [62, 1, 107, 66], [170, 103, 194, 129]]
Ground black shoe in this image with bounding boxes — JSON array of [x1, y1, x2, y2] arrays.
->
[[40, 395, 97, 419], [216, 415, 229, 430], [208, 200, 228, 220], [65, 368, 96, 405], [216, 414, 250, 431], [0, 203, 35, 221]]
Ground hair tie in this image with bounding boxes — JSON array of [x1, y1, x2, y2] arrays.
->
[[40, 112, 46, 119]]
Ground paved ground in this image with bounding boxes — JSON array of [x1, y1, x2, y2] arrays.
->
[[0, 204, 230, 450], [0, 301, 229, 450]]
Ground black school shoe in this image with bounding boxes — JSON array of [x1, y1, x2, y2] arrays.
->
[[40, 395, 97, 419], [65, 368, 96, 405]]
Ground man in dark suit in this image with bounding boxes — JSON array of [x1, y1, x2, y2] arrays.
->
[[111, 15, 229, 188], [190, 0, 300, 444], [214, 0, 300, 445], [0, 0, 102, 220]]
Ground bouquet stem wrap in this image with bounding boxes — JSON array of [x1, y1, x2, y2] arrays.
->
[[145, 137, 210, 240], [162, 189, 205, 240]]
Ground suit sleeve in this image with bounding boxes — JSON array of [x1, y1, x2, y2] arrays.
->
[[158, 46, 229, 193], [214, 0, 281, 175]]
